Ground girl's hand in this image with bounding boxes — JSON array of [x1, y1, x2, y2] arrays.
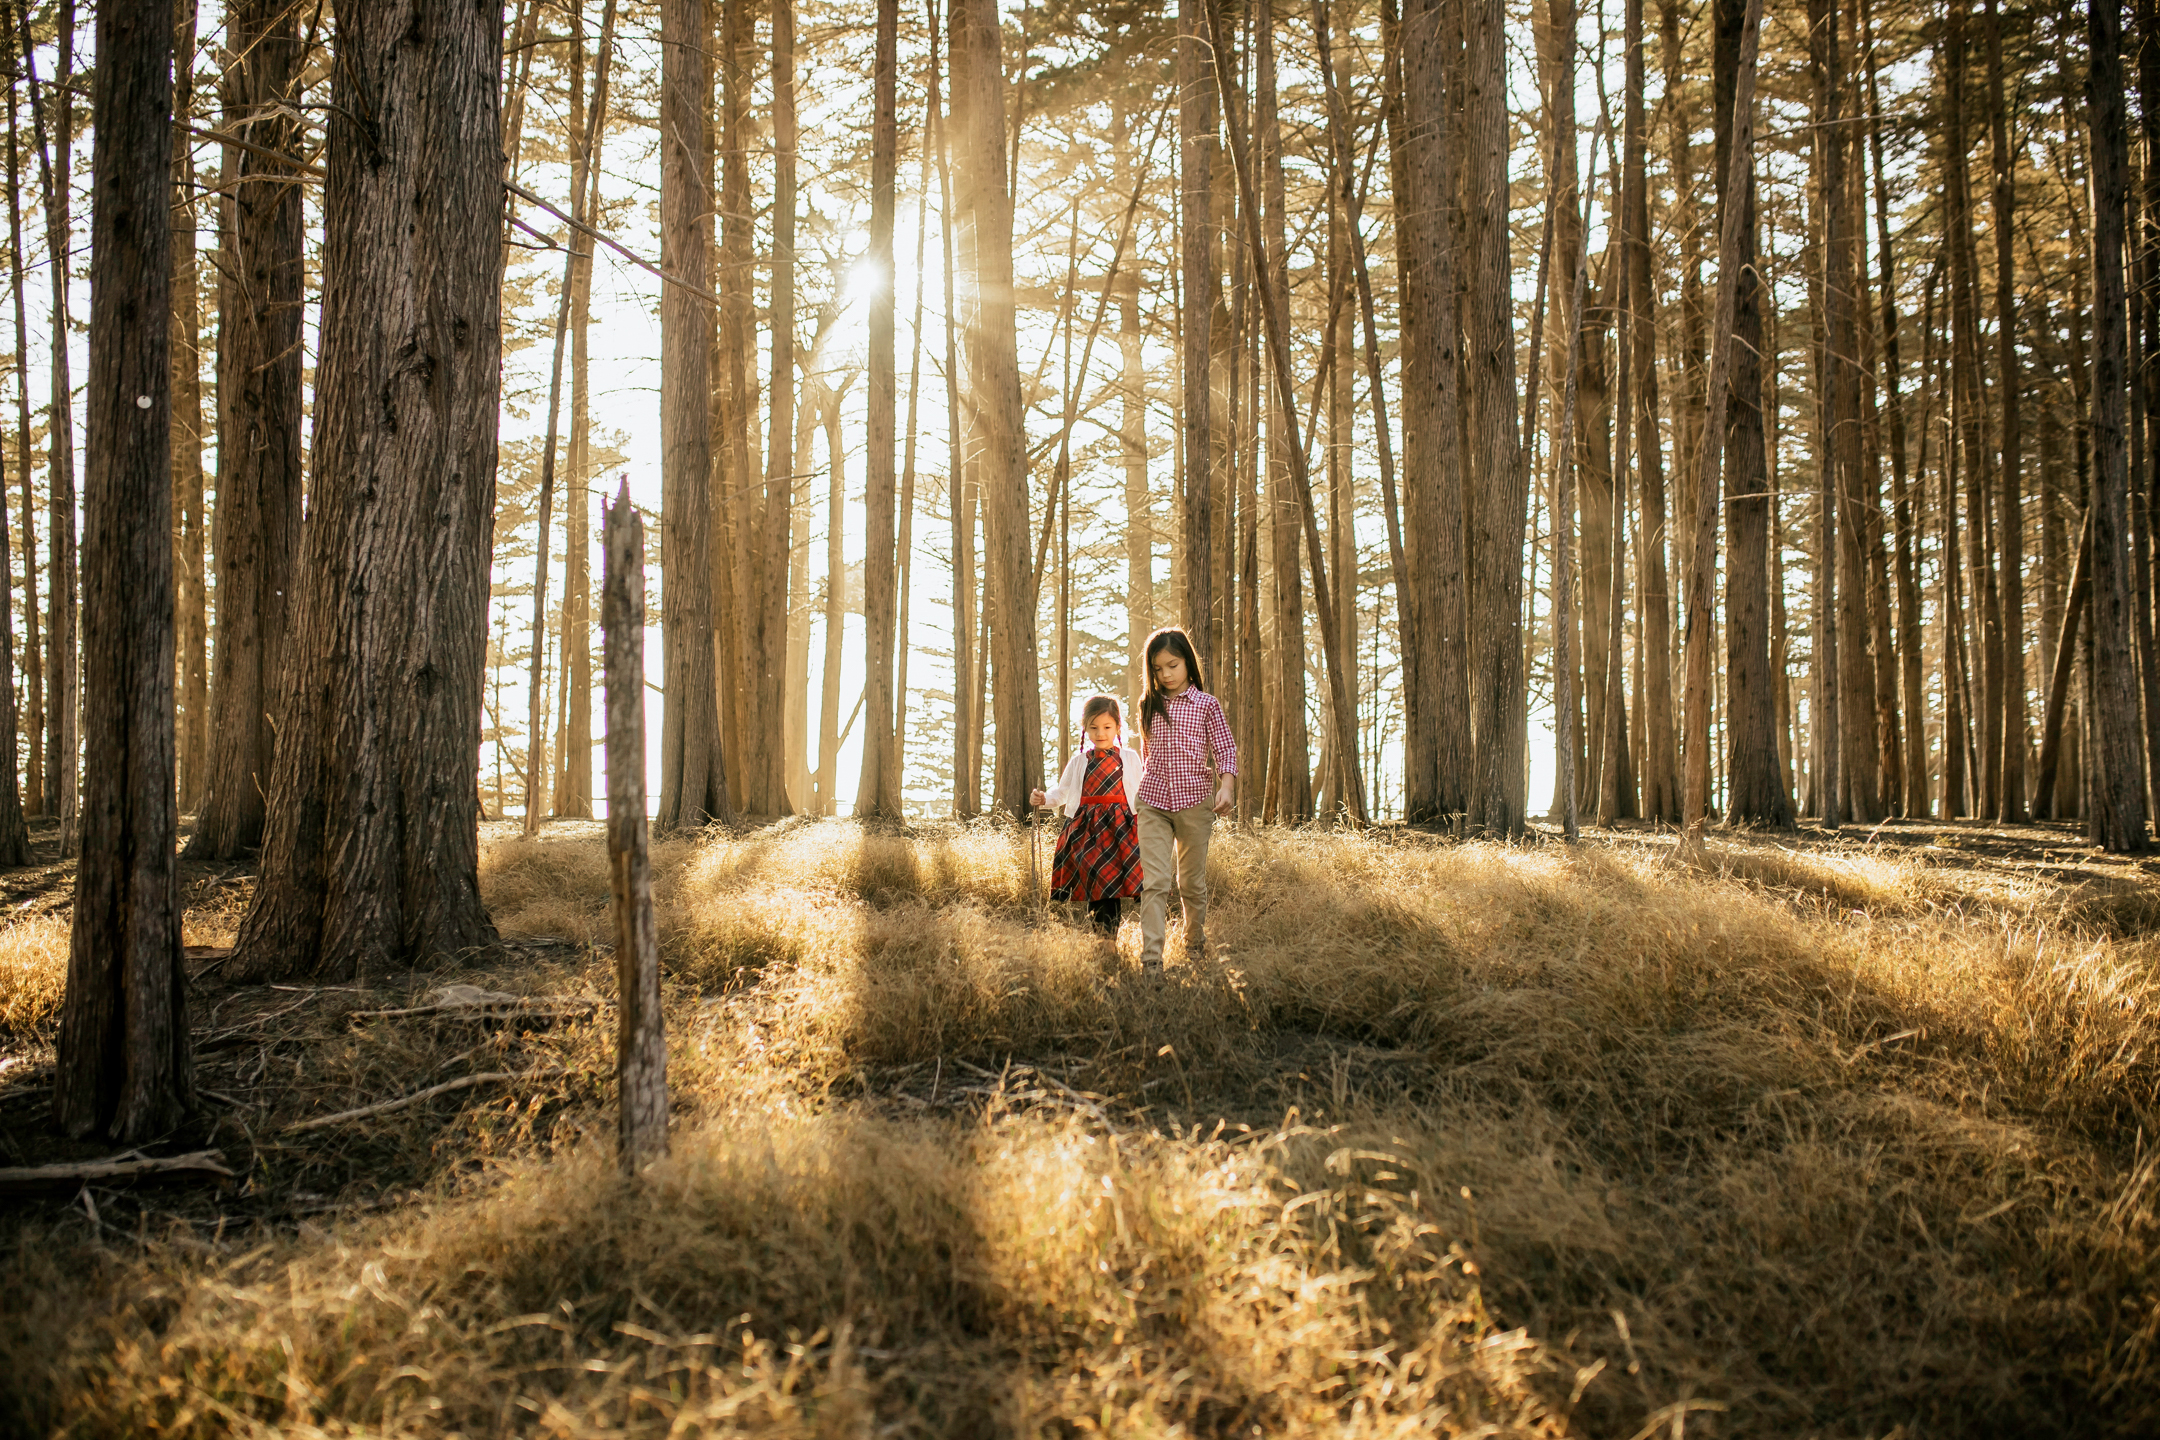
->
[[1030, 788, 1048, 808]]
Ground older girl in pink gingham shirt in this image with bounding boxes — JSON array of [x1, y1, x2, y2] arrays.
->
[[1133, 627, 1237, 977]]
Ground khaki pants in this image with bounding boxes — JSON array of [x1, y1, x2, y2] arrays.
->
[[1137, 803, 1214, 967]]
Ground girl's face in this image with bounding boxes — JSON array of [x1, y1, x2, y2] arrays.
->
[[1151, 649, 1190, 694], [1085, 713, 1121, 750]]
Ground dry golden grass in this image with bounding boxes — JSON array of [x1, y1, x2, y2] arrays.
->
[[5, 819, 2160, 1436], [0, 914, 67, 1039]]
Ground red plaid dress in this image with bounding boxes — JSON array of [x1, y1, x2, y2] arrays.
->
[[1050, 747, 1143, 902]]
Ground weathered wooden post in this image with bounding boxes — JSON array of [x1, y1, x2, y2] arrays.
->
[[602, 480, 666, 1172]]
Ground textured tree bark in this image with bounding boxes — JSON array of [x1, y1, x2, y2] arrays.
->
[[4, 81, 37, 838], [711, 0, 756, 810], [601, 485, 666, 1175], [229, 0, 503, 981], [1177, 0, 1215, 674], [1551, 124, 1605, 842], [1945, 0, 2002, 818], [856, 0, 901, 818], [656, 0, 725, 830], [22, 1, 79, 854], [2086, 0, 2150, 851], [1985, 0, 2028, 820], [1660, 0, 1707, 587], [56, 0, 189, 1140], [1463, 0, 1528, 836], [555, 4, 617, 824], [1687, 0, 1768, 835], [951, 0, 1043, 820], [1393, 0, 1469, 824], [170, 0, 208, 819], [2037, 513, 2091, 814], [936, 18, 978, 822], [1624, 0, 1677, 824], [7, 86, 43, 821], [186, 0, 302, 862], [892, 16, 936, 811], [747, 0, 798, 818], [1259, 11, 1310, 824], [1863, 0, 1926, 817], [1714, 0, 1787, 826]]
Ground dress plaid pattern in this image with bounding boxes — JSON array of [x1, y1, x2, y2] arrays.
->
[[1050, 748, 1143, 902]]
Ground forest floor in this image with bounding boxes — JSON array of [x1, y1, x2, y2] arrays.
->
[[3, 811, 2160, 1436]]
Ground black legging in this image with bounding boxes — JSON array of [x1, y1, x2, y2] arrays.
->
[[1086, 899, 1122, 934]]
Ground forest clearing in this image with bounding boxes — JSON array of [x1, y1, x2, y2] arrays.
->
[[6, 816, 2160, 1435]]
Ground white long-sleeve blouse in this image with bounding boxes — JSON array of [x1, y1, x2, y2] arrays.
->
[[1042, 743, 1145, 817]]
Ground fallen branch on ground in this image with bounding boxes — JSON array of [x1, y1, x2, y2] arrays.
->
[[0, 1149, 234, 1194], [283, 1070, 568, 1134], [348, 983, 601, 1022]]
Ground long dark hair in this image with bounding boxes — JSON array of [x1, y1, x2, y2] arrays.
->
[[1139, 627, 1206, 741]]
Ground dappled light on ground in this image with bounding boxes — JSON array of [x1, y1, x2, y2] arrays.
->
[[5, 819, 2160, 1434]]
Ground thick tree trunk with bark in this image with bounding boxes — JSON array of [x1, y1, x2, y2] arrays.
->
[[952, 0, 1043, 819], [229, 0, 504, 980], [856, 0, 901, 817], [656, 0, 725, 830], [1715, 0, 1788, 826], [1625, 0, 1678, 824], [1394, 0, 1469, 823], [187, 0, 302, 862], [1463, 0, 1527, 835], [747, 0, 798, 818], [56, 0, 189, 1140], [711, 0, 755, 808], [2087, 0, 2149, 851]]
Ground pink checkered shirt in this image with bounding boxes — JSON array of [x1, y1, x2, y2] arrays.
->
[[1135, 687, 1238, 812]]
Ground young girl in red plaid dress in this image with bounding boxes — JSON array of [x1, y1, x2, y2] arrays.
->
[[1031, 694, 1145, 938]]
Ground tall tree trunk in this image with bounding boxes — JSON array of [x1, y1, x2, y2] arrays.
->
[[57, 0, 188, 1139], [1625, 0, 1677, 822], [713, 0, 756, 808], [1986, 0, 2029, 820], [1864, 0, 1927, 816], [1178, 0, 1216, 672], [6, 78, 41, 823], [817, 389, 848, 815], [1463, 0, 1527, 835], [1261, 6, 1310, 822], [1946, 0, 2003, 818], [656, 0, 724, 829], [186, 0, 302, 861], [23, 0, 79, 854], [952, 0, 1043, 819], [1661, 0, 1707, 588], [893, 17, 936, 812], [170, 0, 207, 818], [230, 0, 504, 980], [937, 20, 977, 821], [1394, 0, 1470, 823], [2088, 0, 2150, 850], [557, 5, 617, 822], [744, 0, 798, 817], [1717, 0, 1788, 825], [1120, 92, 1153, 712], [856, 0, 900, 817]]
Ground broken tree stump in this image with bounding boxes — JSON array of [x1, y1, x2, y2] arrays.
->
[[602, 481, 667, 1174]]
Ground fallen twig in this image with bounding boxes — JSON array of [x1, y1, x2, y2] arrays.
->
[[283, 1069, 567, 1134], [348, 984, 600, 1022], [0, 1149, 235, 1194]]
